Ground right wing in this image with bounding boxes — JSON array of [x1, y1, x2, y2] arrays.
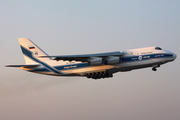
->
[[40, 51, 124, 62]]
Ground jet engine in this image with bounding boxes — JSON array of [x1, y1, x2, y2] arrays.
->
[[88, 57, 103, 66], [105, 57, 120, 65]]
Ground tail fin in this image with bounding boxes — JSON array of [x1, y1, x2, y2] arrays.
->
[[18, 38, 51, 64]]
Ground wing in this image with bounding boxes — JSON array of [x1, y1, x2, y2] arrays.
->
[[40, 51, 123, 62]]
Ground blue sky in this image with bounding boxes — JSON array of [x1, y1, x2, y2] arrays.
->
[[1, 0, 180, 120]]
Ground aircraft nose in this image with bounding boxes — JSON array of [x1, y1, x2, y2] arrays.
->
[[173, 53, 177, 60]]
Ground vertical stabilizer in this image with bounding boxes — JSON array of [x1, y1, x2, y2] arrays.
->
[[18, 38, 51, 64]]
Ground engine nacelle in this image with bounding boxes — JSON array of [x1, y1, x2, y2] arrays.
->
[[105, 57, 120, 65], [89, 57, 103, 66]]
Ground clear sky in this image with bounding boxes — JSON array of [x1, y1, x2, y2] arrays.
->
[[1, 0, 180, 120]]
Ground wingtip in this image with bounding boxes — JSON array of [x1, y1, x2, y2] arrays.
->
[[5, 65, 11, 67], [38, 56, 46, 58], [38, 56, 51, 58]]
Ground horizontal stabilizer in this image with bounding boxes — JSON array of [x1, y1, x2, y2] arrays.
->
[[5, 64, 40, 68]]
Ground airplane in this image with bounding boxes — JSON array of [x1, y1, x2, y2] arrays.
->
[[6, 38, 177, 79]]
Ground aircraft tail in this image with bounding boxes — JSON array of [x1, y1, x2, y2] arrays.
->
[[18, 38, 51, 64]]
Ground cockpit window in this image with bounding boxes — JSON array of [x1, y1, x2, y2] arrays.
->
[[155, 47, 162, 50]]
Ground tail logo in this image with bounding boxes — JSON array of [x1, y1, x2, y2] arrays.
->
[[33, 51, 38, 56]]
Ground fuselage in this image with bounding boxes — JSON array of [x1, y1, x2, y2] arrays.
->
[[22, 46, 176, 77]]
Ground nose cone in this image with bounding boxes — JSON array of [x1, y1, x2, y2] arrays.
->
[[173, 53, 177, 60]]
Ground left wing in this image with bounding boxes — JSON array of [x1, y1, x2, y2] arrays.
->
[[40, 51, 123, 62]]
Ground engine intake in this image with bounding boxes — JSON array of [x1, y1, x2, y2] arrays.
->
[[105, 57, 120, 65], [88, 57, 103, 66]]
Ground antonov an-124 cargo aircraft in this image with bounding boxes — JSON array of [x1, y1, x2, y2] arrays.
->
[[6, 38, 177, 79]]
